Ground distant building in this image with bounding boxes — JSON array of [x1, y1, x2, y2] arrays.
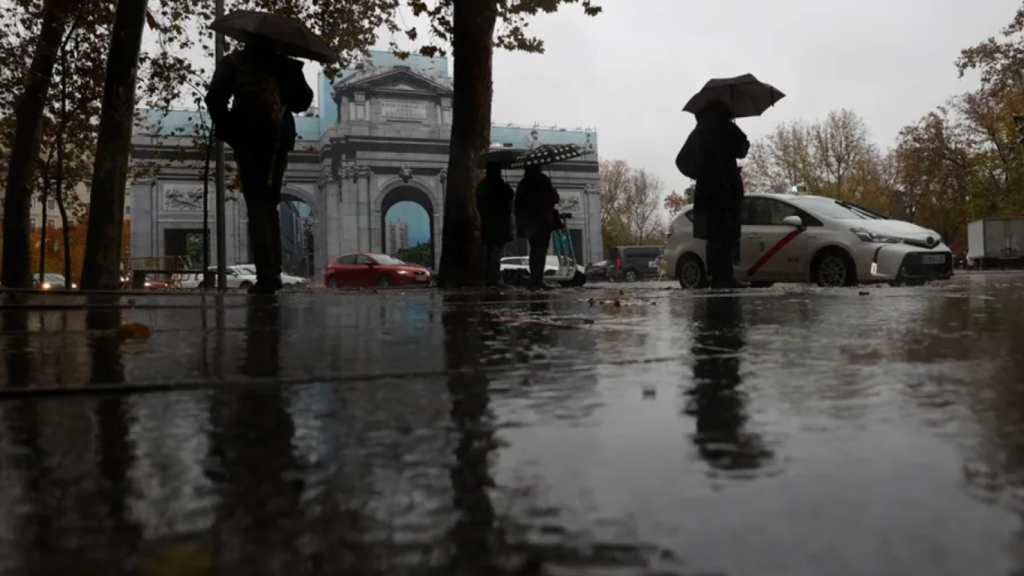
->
[[279, 201, 304, 275], [128, 50, 603, 269], [0, 181, 94, 230], [386, 221, 409, 254]]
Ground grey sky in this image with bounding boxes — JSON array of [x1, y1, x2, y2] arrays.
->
[[224, 0, 1013, 197], [481, 0, 1013, 196]]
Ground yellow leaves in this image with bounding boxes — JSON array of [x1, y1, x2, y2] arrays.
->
[[139, 543, 216, 576], [114, 322, 150, 341]]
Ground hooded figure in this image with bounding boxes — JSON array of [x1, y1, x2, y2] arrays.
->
[[205, 35, 314, 294], [678, 99, 750, 288], [475, 162, 515, 286], [514, 165, 560, 290]]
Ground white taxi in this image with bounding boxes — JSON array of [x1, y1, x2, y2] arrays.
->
[[664, 193, 954, 288]]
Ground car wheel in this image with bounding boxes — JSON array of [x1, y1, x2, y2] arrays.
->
[[239, 281, 253, 290], [377, 275, 391, 287], [812, 249, 856, 287], [326, 276, 339, 289], [676, 254, 708, 289], [624, 269, 638, 282], [560, 271, 587, 288]]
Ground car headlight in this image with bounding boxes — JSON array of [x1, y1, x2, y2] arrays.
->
[[851, 227, 901, 244], [41, 282, 51, 290]]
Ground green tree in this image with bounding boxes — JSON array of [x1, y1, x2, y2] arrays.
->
[[1, 0, 77, 287], [80, 0, 150, 290], [599, 159, 665, 248]]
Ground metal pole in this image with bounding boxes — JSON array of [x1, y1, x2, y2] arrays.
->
[[214, 0, 227, 291]]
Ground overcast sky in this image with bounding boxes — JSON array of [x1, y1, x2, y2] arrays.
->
[[339, 0, 1010, 197], [238, 0, 1011, 203]]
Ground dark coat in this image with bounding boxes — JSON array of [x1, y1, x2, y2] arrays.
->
[[476, 173, 515, 245], [205, 50, 314, 152], [514, 169, 560, 238], [678, 103, 750, 241]]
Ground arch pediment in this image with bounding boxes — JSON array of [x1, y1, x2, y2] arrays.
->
[[334, 66, 452, 99]]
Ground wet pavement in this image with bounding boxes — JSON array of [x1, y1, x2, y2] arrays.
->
[[1, 273, 1024, 575]]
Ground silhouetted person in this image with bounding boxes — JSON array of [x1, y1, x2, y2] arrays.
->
[[678, 100, 750, 289], [686, 296, 771, 471], [515, 165, 560, 290], [205, 35, 314, 294], [476, 161, 515, 287]]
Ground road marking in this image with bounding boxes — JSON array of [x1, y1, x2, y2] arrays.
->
[[747, 229, 804, 277]]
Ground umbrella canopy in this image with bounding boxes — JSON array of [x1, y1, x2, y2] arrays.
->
[[477, 147, 527, 168], [509, 143, 586, 169], [683, 74, 785, 118], [210, 10, 338, 64]]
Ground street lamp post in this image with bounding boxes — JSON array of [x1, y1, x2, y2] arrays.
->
[[214, 0, 227, 291]]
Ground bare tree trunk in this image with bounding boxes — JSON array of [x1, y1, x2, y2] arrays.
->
[[80, 0, 149, 290], [57, 43, 72, 288], [436, 0, 497, 287], [1, 0, 74, 288]]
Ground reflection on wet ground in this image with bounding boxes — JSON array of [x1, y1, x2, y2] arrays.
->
[[1, 273, 1024, 574]]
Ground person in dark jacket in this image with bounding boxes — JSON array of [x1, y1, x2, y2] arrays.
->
[[476, 161, 515, 286], [514, 164, 560, 290], [677, 100, 750, 289], [205, 35, 314, 294]]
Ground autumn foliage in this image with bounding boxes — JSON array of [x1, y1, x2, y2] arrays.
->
[[742, 5, 1024, 250], [0, 219, 129, 283]]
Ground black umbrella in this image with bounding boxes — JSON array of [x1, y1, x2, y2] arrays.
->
[[210, 10, 338, 64], [477, 147, 527, 168], [509, 143, 586, 169], [683, 74, 785, 118]]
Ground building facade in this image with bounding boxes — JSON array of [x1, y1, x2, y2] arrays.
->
[[386, 221, 409, 255], [128, 51, 602, 273]]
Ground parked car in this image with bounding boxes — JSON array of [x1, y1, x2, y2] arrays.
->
[[34, 273, 75, 290], [584, 260, 610, 282], [498, 256, 586, 287], [606, 245, 664, 282], [664, 193, 954, 289], [177, 265, 307, 289], [325, 252, 431, 287]]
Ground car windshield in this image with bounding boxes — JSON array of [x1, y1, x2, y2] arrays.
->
[[370, 254, 404, 265], [790, 197, 884, 220]]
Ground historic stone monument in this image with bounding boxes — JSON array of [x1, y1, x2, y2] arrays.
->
[[128, 51, 602, 273]]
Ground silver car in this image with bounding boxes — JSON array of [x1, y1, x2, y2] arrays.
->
[[664, 193, 954, 288]]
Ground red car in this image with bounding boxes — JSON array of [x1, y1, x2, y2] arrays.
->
[[325, 252, 432, 288]]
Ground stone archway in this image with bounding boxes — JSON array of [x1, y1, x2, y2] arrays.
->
[[379, 185, 436, 268], [279, 185, 319, 277]]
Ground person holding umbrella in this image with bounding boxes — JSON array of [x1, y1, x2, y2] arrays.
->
[[509, 144, 585, 290], [677, 74, 784, 290], [475, 150, 520, 287], [205, 11, 335, 294]]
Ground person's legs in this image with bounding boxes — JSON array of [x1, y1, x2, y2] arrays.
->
[[705, 234, 729, 286], [265, 145, 289, 290], [528, 229, 551, 288], [238, 146, 276, 291], [483, 244, 496, 286]]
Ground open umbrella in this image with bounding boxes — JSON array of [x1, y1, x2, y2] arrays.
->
[[509, 143, 586, 169], [477, 147, 527, 168], [210, 10, 338, 64], [683, 74, 785, 118]]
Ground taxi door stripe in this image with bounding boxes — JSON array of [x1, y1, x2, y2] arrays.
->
[[747, 229, 804, 277]]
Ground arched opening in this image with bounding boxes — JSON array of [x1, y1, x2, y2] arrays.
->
[[277, 192, 315, 278], [380, 186, 434, 269]]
